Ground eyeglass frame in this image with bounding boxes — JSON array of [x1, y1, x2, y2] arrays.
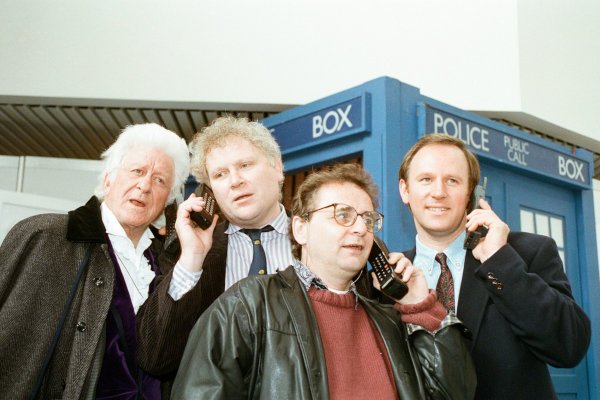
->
[[301, 203, 384, 233]]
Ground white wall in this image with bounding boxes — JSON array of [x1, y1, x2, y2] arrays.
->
[[3, 1, 597, 143], [21, 156, 103, 203], [0, 1, 522, 109], [0, 190, 81, 243], [0, 156, 19, 191], [518, 0, 600, 151], [0, 155, 102, 243]]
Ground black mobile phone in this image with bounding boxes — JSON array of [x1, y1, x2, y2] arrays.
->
[[463, 177, 488, 250], [190, 183, 219, 230], [369, 236, 409, 301], [163, 200, 179, 249]]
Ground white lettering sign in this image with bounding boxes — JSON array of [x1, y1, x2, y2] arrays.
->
[[503, 136, 529, 166], [312, 105, 353, 138], [558, 156, 585, 182], [433, 112, 490, 151]]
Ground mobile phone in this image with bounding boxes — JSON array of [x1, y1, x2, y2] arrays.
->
[[369, 236, 409, 301], [163, 200, 179, 249], [463, 177, 488, 250], [190, 183, 219, 230]]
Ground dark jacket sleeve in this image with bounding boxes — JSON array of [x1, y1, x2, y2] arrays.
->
[[393, 293, 477, 400], [475, 232, 591, 367], [137, 223, 229, 378], [170, 288, 253, 399], [408, 321, 477, 400], [136, 239, 206, 377]]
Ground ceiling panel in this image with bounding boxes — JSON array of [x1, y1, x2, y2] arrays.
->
[[0, 97, 288, 160]]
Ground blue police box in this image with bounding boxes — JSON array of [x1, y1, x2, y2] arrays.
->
[[262, 76, 600, 399]]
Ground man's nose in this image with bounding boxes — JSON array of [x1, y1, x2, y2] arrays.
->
[[351, 215, 368, 235], [230, 169, 244, 187], [431, 180, 447, 198], [137, 174, 152, 192]]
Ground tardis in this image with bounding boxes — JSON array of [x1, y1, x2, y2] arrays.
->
[[262, 76, 600, 399]]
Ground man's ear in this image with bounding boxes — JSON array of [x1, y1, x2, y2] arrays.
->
[[275, 159, 284, 183], [399, 179, 410, 205], [292, 215, 308, 246], [102, 173, 111, 196]]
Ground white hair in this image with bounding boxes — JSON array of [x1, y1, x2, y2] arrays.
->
[[94, 123, 190, 202]]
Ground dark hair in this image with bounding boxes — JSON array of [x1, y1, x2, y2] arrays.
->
[[289, 163, 379, 259]]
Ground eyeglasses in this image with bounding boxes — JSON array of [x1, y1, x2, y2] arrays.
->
[[302, 203, 384, 233]]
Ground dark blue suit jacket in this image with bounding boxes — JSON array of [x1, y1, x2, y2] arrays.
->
[[405, 231, 590, 399]]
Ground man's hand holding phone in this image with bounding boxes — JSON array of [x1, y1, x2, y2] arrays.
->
[[371, 252, 429, 305], [466, 198, 510, 263], [176, 192, 219, 273]]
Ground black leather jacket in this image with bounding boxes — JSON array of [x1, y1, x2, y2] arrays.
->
[[171, 266, 476, 399]]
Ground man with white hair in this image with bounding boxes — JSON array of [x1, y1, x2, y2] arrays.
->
[[0, 123, 189, 399]]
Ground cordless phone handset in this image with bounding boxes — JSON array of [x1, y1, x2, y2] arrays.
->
[[190, 183, 219, 230], [368, 236, 409, 301], [463, 177, 488, 250]]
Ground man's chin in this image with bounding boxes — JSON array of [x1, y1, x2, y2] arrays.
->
[[426, 225, 464, 239], [227, 213, 260, 228]]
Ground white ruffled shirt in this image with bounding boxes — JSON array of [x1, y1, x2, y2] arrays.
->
[[101, 203, 155, 314]]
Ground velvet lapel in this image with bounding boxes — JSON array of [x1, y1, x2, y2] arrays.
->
[[456, 250, 489, 347], [66, 196, 107, 243]]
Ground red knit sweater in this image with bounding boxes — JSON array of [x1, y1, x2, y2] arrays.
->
[[308, 287, 399, 400]]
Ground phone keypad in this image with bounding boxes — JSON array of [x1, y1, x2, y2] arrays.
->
[[373, 254, 392, 281], [204, 193, 216, 216]]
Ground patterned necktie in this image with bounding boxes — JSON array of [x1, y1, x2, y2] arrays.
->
[[435, 252, 455, 311], [241, 225, 275, 276]]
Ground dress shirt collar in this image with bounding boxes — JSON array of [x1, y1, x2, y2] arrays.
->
[[292, 259, 358, 295], [100, 202, 153, 254], [415, 230, 466, 273]]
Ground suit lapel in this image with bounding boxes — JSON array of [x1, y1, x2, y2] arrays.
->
[[199, 222, 229, 311], [406, 247, 488, 346], [457, 250, 489, 346]]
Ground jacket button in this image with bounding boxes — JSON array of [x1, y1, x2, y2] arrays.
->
[[93, 277, 104, 287], [493, 281, 504, 290], [76, 321, 87, 332], [486, 272, 497, 280]]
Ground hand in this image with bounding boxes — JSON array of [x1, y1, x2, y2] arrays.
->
[[371, 252, 429, 305], [466, 199, 510, 262], [176, 192, 219, 272]]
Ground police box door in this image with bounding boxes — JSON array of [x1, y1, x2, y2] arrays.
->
[[483, 163, 589, 399]]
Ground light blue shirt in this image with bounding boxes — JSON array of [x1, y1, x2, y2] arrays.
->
[[413, 231, 467, 311]]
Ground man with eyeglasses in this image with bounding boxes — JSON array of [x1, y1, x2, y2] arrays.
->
[[137, 117, 376, 394], [171, 163, 476, 399]]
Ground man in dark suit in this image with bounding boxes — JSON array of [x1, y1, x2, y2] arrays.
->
[[0, 123, 190, 399], [136, 116, 296, 385], [397, 133, 591, 399]]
